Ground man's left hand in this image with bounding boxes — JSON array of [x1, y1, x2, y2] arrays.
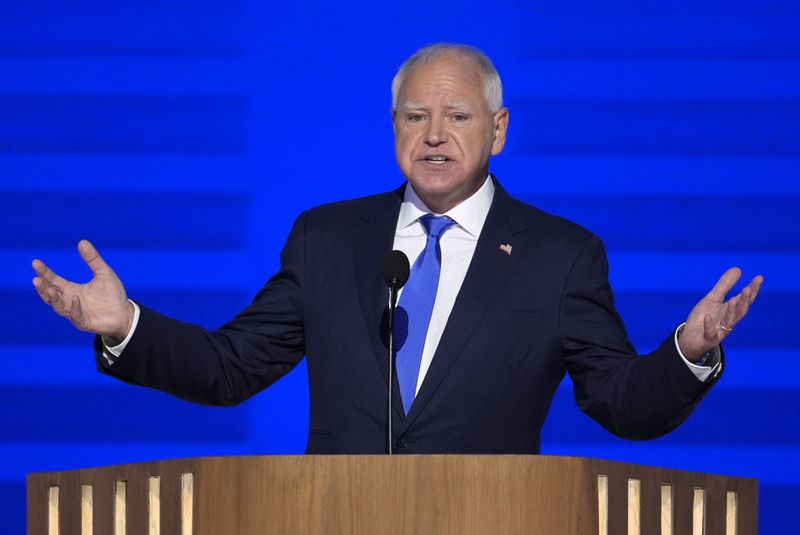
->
[[678, 267, 763, 361]]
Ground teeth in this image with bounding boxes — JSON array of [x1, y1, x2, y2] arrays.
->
[[426, 156, 448, 163]]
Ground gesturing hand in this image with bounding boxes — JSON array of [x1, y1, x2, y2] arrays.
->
[[678, 267, 763, 361], [32, 240, 134, 341]]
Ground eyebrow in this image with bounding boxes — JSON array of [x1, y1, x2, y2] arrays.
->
[[397, 101, 478, 113], [444, 100, 477, 113], [398, 101, 426, 113]]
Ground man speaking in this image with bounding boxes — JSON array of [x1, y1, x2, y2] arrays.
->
[[31, 43, 762, 454]]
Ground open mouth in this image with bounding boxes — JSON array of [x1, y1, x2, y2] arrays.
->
[[422, 156, 450, 165]]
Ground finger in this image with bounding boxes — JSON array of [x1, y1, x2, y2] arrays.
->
[[721, 294, 741, 329], [746, 275, 764, 305], [706, 267, 742, 302], [723, 275, 763, 326], [735, 290, 751, 319], [31, 259, 68, 287], [32, 277, 53, 305], [78, 240, 112, 277], [727, 287, 755, 326]]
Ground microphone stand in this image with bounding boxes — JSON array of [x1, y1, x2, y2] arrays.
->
[[382, 249, 408, 456], [387, 281, 399, 455]]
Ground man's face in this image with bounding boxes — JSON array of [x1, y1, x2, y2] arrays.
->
[[393, 54, 508, 213]]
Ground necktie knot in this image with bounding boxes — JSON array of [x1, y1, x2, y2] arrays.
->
[[420, 214, 454, 239]]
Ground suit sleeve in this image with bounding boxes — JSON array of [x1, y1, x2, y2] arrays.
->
[[93, 212, 309, 406], [561, 234, 719, 439]]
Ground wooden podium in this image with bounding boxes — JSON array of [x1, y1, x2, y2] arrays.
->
[[28, 455, 757, 534]]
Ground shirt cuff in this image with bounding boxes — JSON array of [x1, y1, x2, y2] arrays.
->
[[674, 322, 722, 382], [100, 300, 140, 365]]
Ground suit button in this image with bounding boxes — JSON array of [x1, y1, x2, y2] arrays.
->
[[397, 438, 409, 448]]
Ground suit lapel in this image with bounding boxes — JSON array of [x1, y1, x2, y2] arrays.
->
[[352, 187, 406, 421], [401, 183, 528, 430]]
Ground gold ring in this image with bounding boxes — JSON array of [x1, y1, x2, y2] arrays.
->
[[719, 323, 733, 332]]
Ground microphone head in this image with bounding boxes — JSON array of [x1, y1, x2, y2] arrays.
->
[[382, 250, 410, 289]]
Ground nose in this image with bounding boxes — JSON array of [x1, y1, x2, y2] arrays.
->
[[424, 115, 447, 146]]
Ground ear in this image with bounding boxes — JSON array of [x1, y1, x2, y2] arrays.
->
[[491, 107, 509, 156]]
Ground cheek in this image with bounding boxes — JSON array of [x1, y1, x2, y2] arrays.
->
[[394, 143, 414, 171], [395, 134, 417, 161], [460, 135, 485, 159]]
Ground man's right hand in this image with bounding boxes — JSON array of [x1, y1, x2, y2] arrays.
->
[[32, 239, 134, 341]]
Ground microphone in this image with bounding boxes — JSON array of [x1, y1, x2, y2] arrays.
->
[[382, 250, 409, 455], [383, 250, 410, 290]]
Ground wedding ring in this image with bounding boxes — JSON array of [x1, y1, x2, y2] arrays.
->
[[719, 323, 733, 332]]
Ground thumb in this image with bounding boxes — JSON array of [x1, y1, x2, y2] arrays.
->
[[77, 239, 113, 277]]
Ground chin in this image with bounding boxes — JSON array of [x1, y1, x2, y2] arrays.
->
[[409, 179, 471, 210], [410, 176, 462, 195], [410, 167, 464, 188]]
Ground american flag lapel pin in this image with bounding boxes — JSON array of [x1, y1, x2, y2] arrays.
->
[[499, 243, 512, 256]]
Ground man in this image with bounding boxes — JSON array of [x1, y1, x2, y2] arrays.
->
[[32, 44, 762, 454]]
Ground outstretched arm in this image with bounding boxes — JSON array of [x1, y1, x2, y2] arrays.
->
[[32, 239, 134, 341], [563, 235, 763, 439], [678, 267, 764, 361]]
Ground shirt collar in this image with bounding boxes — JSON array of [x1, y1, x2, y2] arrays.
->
[[397, 175, 495, 238]]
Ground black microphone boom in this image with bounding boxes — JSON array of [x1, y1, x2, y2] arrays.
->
[[381, 250, 409, 455]]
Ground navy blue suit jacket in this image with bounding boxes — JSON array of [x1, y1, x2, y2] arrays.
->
[[97, 180, 716, 453]]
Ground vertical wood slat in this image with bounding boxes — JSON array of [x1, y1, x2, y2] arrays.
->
[[149, 476, 161, 535], [693, 488, 706, 535], [181, 473, 194, 535], [81, 485, 93, 535], [661, 485, 673, 535], [597, 474, 608, 535], [627, 479, 640, 535], [726, 491, 738, 535], [114, 481, 127, 535], [48, 486, 59, 535]]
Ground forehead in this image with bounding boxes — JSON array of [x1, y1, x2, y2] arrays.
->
[[398, 55, 486, 108]]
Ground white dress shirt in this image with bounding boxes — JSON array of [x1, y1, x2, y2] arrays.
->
[[391, 175, 495, 395], [105, 175, 720, 383]]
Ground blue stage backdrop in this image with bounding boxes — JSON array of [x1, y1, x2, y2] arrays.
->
[[1, 0, 798, 532]]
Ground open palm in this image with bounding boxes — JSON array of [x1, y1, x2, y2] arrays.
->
[[678, 267, 763, 361], [32, 240, 133, 340]]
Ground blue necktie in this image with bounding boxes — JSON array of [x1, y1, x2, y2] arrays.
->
[[396, 214, 455, 414]]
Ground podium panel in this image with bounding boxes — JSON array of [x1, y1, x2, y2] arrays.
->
[[28, 455, 757, 534]]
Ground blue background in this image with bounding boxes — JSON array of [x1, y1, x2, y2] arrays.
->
[[1, 0, 798, 532]]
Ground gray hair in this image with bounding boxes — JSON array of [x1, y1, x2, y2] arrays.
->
[[391, 43, 503, 113]]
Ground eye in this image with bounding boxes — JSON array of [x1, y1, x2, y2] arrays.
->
[[406, 113, 426, 123], [451, 113, 469, 122]]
